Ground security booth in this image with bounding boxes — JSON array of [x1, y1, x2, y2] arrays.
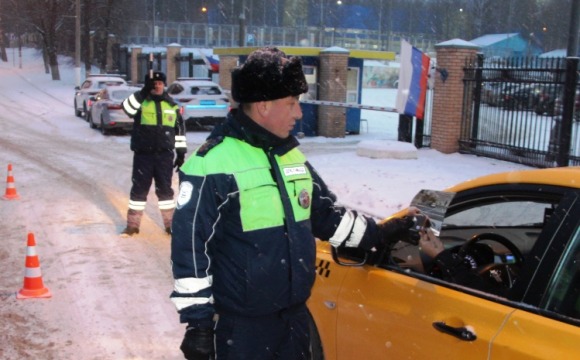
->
[[213, 46, 395, 138]]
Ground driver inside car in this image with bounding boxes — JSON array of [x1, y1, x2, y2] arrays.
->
[[417, 228, 515, 293]]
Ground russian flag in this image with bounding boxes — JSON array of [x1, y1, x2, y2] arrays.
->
[[204, 55, 220, 73], [396, 40, 431, 119]]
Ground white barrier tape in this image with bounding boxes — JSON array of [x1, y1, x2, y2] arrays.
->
[[300, 99, 398, 113]]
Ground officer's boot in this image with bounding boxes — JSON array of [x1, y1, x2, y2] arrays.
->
[[121, 209, 143, 237], [161, 208, 174, 235]]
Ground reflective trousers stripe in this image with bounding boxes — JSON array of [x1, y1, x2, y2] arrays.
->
[[128, 200, 146, 211], [128, 199, 175, 210], [158, 199, 175, 210]]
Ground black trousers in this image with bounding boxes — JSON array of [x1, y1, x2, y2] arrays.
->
[[215, 304, 311, 360], [129, 151, 174, 202]]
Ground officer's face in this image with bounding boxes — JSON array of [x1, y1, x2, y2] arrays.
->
[[151, 80, 164, 95], [260, 96, 302, 138]]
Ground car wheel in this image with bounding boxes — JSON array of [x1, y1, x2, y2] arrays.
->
[[83, 103, 88, 120], [100, 117, 109, 135], [88, 112, 97, 129], [308, 313, 324, 360], [74, 100, 82, 117]]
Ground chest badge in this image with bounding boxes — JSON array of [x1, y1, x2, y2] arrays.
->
[[298, 189, 310, 209]]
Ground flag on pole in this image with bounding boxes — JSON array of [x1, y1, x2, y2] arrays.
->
[[396, 40, 431, 119], [203, 55, 220, 73]]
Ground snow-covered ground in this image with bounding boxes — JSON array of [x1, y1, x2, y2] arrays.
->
[[0, 48, 531, 360]]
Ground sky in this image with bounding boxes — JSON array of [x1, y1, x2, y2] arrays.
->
[[0, 48, 532, 359]]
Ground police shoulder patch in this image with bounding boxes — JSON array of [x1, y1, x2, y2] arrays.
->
[[176, 181, 194, 209], [196, 136, 224, 157]]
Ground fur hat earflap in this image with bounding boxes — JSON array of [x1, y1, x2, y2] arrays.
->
[[231, 47, 308, 103]]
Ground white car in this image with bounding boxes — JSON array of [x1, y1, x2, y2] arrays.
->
[[167, 78, 230, 129], [86, 85, 139, 135], [74, 74, 127, 118]]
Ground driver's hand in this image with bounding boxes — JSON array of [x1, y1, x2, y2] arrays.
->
[[419, 229, 444, 258]]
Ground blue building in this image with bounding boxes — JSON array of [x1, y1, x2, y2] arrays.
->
[[470, 33, 543, 58]]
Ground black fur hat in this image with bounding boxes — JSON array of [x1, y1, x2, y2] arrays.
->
[[145, 71, 166, 85], [231, 47, 308, 103]]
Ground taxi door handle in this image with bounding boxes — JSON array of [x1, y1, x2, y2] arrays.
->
[[432, 321, 477, 341]]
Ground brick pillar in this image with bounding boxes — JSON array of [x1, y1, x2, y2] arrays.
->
[[431, 40, 480, 153], [166, 44, 182, 85], [318, 47, 349, 138], [130, 46, 142, 85]]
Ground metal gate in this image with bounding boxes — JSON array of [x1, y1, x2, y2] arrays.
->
[[459, 54, 580, 168]]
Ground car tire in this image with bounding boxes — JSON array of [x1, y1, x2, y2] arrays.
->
[[88, 112, 97, 129], [308, 313, 324, 360], [83, 103, 88, 120], [74, 100, 82, 117], [100, 117, 109, 136]]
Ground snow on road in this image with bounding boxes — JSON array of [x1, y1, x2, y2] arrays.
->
[[0, 49, 530, 359]]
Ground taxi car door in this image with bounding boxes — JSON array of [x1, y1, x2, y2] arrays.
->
[[489, 190, 580, 359], [333, 266, 513, 359]]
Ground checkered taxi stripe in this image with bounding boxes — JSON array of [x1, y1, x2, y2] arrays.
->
[[316, 259, 331, 277]]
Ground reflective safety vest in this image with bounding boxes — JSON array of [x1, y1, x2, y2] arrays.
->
[[173, 135, 316, 317], [140, 100, 179, 127], [232, 137, 311, 231]]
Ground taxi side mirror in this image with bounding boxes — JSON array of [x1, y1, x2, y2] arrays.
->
[[331, 246, 367, 266]]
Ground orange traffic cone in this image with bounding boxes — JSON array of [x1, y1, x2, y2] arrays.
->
[[17, 233, 51, 299], [2, 163, 20, 200]]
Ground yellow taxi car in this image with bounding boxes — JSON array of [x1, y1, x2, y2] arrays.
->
[[307, 167, 580, 359]]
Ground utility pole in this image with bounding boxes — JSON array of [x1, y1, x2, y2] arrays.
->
[[0, 0, 8, 62], [238, 0, 246, 46], [566, 0, 580, 57], [75, 0, 81, 87]]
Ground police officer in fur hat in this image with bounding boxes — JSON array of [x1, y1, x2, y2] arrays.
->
[[121, 71, 187, 237], [170, 47, 419, 359]]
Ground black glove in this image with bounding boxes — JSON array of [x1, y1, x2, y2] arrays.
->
[[174, 153, 185, 170], [139, 74, 154, 98], [377, 216, 417, 246], [180, 326, 215, 360]]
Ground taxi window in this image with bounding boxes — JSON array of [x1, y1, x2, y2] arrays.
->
[[444, 200, 551, 227], [542, 225, 580, 320]]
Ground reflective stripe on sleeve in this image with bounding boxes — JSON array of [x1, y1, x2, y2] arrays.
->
[[329, 210, 367, 248], [122, 94, 141, 116], [174, 276, 213, 293], [171, 276, 214, 310], [175, 135, 187, 150], [345, 215, 367, 247], [171, 294, 215, 311]]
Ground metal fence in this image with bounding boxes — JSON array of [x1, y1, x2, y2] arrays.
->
[[121, 20, 440, 54], [460, 54, 580, 168]]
